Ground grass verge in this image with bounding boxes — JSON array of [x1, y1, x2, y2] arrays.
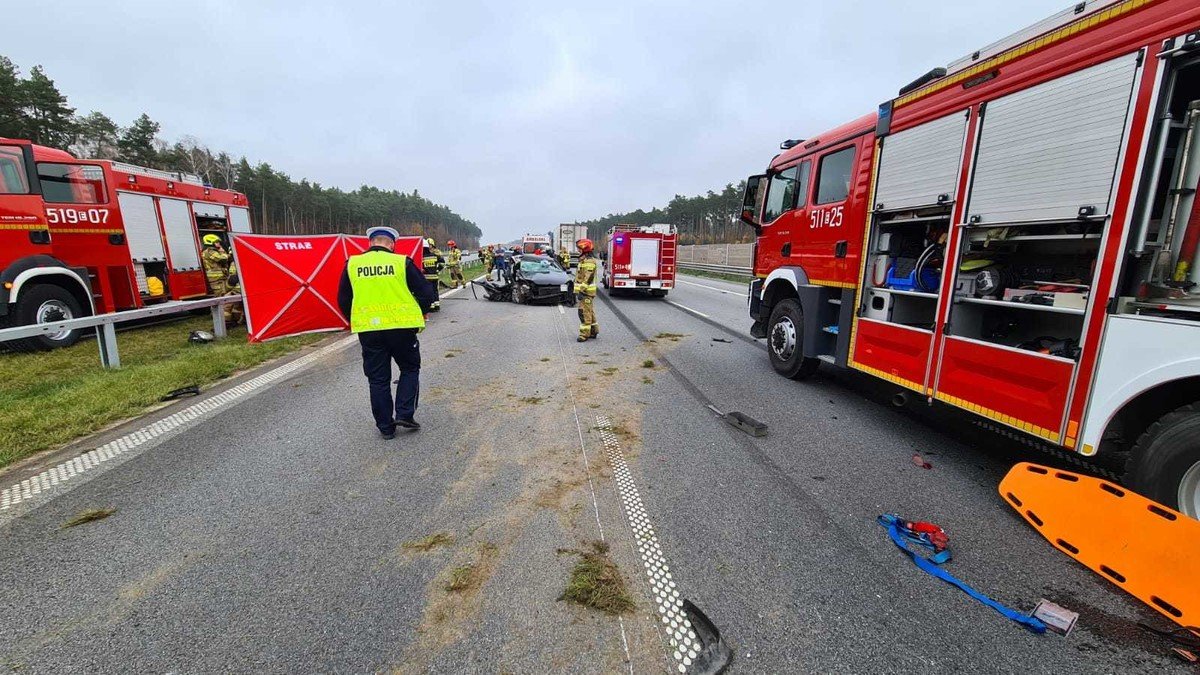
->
[[677, 267, 753, 286], [557, 541, 635, 615], [0, 316, 327, 470], [439, 260, 485, 288]]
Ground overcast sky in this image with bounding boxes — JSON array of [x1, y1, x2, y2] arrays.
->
[[8, 0, 1064, 242]]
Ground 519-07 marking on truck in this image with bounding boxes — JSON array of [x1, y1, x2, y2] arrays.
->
[[809, 205, 843, 229], [46, 207, 111, 225]]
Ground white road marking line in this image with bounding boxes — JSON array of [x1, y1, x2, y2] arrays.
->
[[677, 278, 742, 295], [596, 415, 699, 673], [666, 300, 711, 319], [558, 304, 565, 314], [0, 336, 357, 518], [551, 315, 632, 674]]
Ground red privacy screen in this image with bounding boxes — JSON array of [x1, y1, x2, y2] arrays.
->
[[231, 234, 428, 342]]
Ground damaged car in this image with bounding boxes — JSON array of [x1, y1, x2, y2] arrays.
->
[[472, 254, 575, 305]]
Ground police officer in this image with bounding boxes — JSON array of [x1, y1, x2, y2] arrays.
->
[[338, 226, 437, 439], [446, 240, 465, 288], [575, 238, 599, 342], [201, 234, 231, 296], [422, 237, 445, 311]]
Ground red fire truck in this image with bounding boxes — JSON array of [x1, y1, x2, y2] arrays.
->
[[741, 0, 1200, 516], [0, 138, 252, 350], [602, 224, 677, 297]]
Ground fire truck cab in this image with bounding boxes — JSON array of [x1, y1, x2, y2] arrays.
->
[[741, 0, 1200, 516], [0, 138, 252, 350]]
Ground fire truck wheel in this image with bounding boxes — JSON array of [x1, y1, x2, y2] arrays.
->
[[1125, 402, 1200, 518], [7, 284, 85, 352], [766, 298, 819, 380]]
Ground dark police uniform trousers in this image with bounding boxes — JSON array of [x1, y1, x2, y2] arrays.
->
[[359, 328, 421, 433]]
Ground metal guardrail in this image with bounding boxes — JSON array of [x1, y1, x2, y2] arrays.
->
[[678, 261, 753, 276], [0, 295, 244, 368]]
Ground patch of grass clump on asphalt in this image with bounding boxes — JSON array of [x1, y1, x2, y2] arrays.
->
[[582, 360, 598, 365], [519, 396, 546, 405], [403, 532, 454, 552], [642, 376, 653, 385], [641, 359, 654, 368], [557, 541, 634, 615], [654, 332, 686, 342], [444, 352, 457, 358], [540, 357, 551, 362], [0, 316, 326, 470], [445, 564, 478, 592], [61, 507, 116, 529], [599, 367, 618, 376]]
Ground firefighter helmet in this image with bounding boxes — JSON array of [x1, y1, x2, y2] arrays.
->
[[576, 238, 594, 254], [202, 234, 221, 247], [447, 240, 457, 248], [425, 237, 436, 246]]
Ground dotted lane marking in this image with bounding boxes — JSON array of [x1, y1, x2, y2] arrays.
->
[[595, 415, 700, 674], [0, 336, 357, 514]]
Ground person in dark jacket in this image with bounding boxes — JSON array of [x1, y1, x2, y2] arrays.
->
[[337, 226, 437, 439]]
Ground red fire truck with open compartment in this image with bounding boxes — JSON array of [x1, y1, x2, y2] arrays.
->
[[741, 0, 1200, 516], [602, 223, 677, 297], [0, 138, 252, 350]]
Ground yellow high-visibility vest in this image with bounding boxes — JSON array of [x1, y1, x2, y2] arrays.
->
[[347, 251, 426, 333]]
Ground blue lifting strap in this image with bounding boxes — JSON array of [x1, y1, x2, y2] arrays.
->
[[878, 515, 1047, 633]]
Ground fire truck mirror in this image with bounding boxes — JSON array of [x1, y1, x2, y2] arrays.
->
[[741, 174, 765, 228]]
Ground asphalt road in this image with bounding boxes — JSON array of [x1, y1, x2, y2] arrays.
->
[[0, 273, 1188, 673]]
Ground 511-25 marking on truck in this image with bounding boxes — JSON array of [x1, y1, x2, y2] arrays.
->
[[46, 207, 111, 225], [809, 205, 843, 229]]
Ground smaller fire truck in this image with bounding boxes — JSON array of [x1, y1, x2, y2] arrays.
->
[[602, 224, 677, 297], [0, 138, 252, 351]]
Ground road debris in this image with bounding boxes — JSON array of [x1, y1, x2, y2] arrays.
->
[[1032, 599, 1079, 636], [61, 508, 116, 529], [912, 453, 933, 470], [706, 404, 768, 437], [711, 337, 732, 344], [557, 541, 634, 615], [402, 532, 454, 553], [682, 599, 734, 675], [159, 385, 201, 401], [877, 514, 1046, 633]]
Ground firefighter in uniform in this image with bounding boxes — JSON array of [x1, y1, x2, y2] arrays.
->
[[201, 234, 231, 297], [225, 263, 244, 326], [421, 237, 445, 311], [483, 246, 494, 276], [446, 240, 465, 288], [557, 247, 570, 268], [337, 226, 436, 439], [575, 238, 599, 342]]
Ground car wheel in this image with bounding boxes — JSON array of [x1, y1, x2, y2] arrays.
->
[[766, 298, 819, 380], [6, 284, 85, 352], [1125, 402, 1200, 517]]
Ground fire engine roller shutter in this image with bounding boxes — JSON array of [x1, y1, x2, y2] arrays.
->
[[631, 238, 660, 276], [229, 207, 252, 233], [967, 52, 1139, 224], [874, 110, 968, 211], [116, 192, 166, 262], [158, 197, 201, 272], [192, 202, 227, 220]]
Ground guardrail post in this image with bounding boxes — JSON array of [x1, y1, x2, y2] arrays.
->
[[98, 322, 120, 368], [211, 302, 227, 339]]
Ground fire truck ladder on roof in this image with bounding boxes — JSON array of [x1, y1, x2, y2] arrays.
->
[[110, 161, 206, 187]]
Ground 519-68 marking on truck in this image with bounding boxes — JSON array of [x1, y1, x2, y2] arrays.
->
[[46, 207, 111, 225], [809, 205, 844, 229]]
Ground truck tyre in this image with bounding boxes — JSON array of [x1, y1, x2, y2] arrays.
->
[[1125, 402, 1200, 518], [767, 298, 819, 380], [5, 284, 85, 352]]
